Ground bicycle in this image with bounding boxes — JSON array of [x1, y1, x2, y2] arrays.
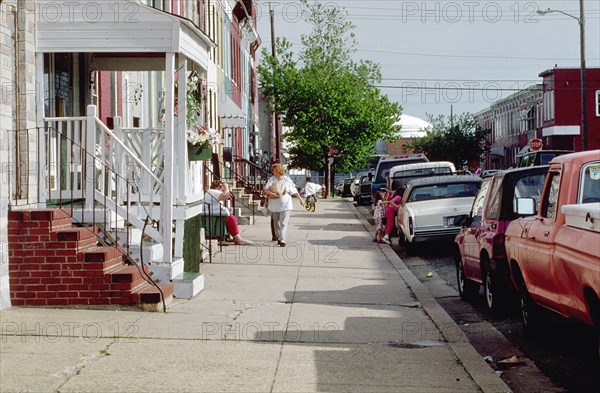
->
[[304, 194, 317, 212]]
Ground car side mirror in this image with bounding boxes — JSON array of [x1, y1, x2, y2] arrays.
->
[[453, 214, 471, 227], [514, 197, 535, 215]]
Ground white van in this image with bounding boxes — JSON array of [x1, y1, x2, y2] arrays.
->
[[388, 161, 456, 194], [371, 154, 429, 196]]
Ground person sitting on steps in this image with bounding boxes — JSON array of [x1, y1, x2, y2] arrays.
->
[[204, 180, 253, 245]]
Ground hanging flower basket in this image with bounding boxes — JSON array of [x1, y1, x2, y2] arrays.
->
[[186, 126, 221, 161], [188, 143, 212, 161]]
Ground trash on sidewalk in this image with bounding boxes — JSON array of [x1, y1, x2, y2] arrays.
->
[[484, 355, 526, 371], [426, 272, 434, 278]]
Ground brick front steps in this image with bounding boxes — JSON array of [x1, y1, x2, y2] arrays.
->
[[7, 209, 172, 310]]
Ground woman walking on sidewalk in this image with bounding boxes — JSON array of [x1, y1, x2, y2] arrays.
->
[[264, 164, 304, 247]]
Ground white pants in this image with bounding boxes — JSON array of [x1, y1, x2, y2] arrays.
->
[[271, 210, 291, 242]]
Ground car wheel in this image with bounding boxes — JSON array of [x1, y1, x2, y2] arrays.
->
[[405, 239, 416, 254], [456, 250, 477, 300], [595, 322, 600, 360], [483, 260, 505, 316], [397, 229, 407, 246], [514, 269, 545, 337]]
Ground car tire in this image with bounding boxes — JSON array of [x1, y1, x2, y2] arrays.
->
[[405, 239, 416, 255], [455, 249, 477, 300], [483, 260, 506, 317], [514, 268, 545, 338], [397, 229, 407, 246]]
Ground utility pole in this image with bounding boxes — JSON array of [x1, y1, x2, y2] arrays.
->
[[579, 0, 587, 150], [270, 4, 281, 162]]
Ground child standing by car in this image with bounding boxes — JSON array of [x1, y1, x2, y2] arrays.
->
[[372, 192, 386, 243]]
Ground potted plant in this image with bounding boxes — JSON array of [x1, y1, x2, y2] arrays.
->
[[187, 126, 222, 161]]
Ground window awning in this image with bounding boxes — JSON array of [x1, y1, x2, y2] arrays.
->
[[218, 96, 247, 128]]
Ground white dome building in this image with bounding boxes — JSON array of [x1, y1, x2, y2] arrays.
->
[[381, 114, 431, 156], [393, 114, 431, 138]]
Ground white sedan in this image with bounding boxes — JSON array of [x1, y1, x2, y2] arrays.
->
[[396, 175, 481, 246]]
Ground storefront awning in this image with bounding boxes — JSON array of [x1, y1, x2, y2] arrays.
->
[[218, 96, 247, 128]]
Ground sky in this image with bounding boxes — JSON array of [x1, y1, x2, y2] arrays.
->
[[252, 0, 600, 122]]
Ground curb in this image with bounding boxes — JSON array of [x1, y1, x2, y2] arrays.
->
[[348, 200, 512, 393]]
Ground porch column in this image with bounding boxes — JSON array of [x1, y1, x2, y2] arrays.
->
[[84, 105, 97, 211], [161, 53, 175, 264], [35, 53, 46, 206], [176, 56, 187, 206]]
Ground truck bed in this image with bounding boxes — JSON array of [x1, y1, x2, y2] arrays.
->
[[561, 203, 600, 233]]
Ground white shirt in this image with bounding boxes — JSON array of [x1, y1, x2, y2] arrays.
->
[[304, 182, 321, 197], [204, 189, 229, 216], [265, 175, 298, 212]]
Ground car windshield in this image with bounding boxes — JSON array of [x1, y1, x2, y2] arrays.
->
[[408, 182, 479, 202], [391, 167, 453, 190], [375, 158, 428, 183]]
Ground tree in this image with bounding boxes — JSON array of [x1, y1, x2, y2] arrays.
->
[[406, 113, 490, 169], [258, 0, 401, 188]]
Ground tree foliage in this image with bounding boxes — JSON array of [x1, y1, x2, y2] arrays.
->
[[406, 113, 490, 168], [257, 0, 401, 173]]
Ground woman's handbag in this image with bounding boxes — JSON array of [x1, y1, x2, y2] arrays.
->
[[262, 199, 270, 216]]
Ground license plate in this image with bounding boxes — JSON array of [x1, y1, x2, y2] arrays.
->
[[444, 216, 456, 226]]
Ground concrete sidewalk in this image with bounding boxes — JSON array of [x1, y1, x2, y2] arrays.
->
[[0, 199, 510, 392]]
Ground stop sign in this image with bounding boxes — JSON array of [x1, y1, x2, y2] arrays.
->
[[530, 138, 543, 151]]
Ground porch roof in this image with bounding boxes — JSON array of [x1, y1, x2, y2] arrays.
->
[[35, 0, 215, 69]]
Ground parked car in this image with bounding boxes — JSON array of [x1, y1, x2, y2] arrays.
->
[[350, 171, 373, 203], [334, 179, 346, 196], [517, 149, 572, 167], [480, 169, 499, 178], [352, 173, 374, 205], [505, 150, 600, 353], [389, 161, 456, 195], [341, 178, 353, 198], [453, 165, 549, 314], [396, 175, 481, 249], [371, 154, 429, 198]]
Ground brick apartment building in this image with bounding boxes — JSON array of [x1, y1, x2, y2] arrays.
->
[[475, 67, 600, 169]]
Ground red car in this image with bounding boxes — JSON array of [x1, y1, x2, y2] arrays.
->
[[454, 165, 548, 314]]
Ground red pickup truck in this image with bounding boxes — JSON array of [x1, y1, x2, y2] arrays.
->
[[505, 150, 600, 356]]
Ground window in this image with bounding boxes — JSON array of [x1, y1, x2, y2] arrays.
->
[[470, 178, 491, 222], [541, 171, 561, 220], [596, 90, 600, 116], [513, 173, 546, 216], [579, 162, 600, 203]]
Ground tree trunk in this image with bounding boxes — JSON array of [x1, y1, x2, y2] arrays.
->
[[324, 154, 330, 199]]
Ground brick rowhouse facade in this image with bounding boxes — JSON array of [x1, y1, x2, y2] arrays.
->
[[1, 0, 38, 310], [475, 67, 600, 169]]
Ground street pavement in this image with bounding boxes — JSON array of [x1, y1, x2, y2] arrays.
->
[[0, 198, 511, 392]]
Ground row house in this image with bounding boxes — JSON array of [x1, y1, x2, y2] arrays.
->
[[475, 67, 600, 169], [0, 0, 260, 310]]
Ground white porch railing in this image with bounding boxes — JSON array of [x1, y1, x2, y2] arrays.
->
[[44, 104, 206, 264], [43, 105, 168, 259]]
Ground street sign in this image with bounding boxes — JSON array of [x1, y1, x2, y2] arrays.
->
[[529, 138, 543, 151]]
